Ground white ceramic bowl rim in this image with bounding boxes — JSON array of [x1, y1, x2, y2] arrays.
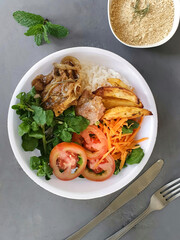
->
[[108, 0, 180, 48], [8, 47, 158, 200]]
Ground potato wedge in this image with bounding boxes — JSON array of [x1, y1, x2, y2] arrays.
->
[[103, 106, 152, 120], [94, 87, 139, 104], [102, 97, 143, 109], [108, 78, 132, 91]]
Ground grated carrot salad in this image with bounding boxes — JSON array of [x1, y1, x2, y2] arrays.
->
[[98, 117, 148, 170]]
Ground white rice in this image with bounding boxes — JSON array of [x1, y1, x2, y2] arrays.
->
[[81, 63, 131, 91]]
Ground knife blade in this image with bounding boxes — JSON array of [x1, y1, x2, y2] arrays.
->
[[66, 159, 164, 240]]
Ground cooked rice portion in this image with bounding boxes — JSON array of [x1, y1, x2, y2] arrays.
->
[[81, 63, 131, 91]]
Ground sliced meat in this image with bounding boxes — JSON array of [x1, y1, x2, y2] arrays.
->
[[76, 90, 105, 125], [31, 56, 83, 116]]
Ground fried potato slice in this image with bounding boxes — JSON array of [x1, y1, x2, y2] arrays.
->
[[94, 87, 139, 104], [103, 106, 152, 120], [102, 97, 143, 109], [108, 78, 132, 91]]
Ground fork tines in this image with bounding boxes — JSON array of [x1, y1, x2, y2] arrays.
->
[[159, 178, 180, 202]]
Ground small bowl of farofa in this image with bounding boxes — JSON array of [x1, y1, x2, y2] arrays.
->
[[108, 0, 180, 48]]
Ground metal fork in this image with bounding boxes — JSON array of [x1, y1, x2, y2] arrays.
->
[[107, 178, 180, 240]]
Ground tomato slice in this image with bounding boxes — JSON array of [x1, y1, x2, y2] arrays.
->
[[49, 142, 87, 181], [72, 125, 108, 161], [82, 155, 115, 181]]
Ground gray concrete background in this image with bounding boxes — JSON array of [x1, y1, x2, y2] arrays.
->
[[0, 0, 180, 239]]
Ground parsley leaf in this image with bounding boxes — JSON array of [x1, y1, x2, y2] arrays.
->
[[13, 11, 44, 27]]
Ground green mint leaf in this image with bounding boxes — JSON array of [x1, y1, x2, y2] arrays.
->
[[46, 110, 54, 126], [77, 155, 83, 165], [30, 156, 41, 170], [29, 130, 44, 139], [24, 24, 43, 36], [22, 134, 38, 151], [31, 105, 46, 126], [43, 25, 50, 43], [46, 21, 69, 38], [13, 11, 44, 27], [126, 147, 144, 165], [34, 33, 43, 46], [18, 122, 30, 136]]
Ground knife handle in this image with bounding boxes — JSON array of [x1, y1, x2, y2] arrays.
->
[[66, 207, 112, 240]]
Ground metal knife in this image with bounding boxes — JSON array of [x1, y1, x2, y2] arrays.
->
[[66, 159, 164, 240]]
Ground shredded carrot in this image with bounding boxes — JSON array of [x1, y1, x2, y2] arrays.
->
[[98, 116, 147, 169], [94, 147, 115, 169]]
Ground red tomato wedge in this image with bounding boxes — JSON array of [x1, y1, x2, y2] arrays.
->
[[49, 142, 87, 181], [82, 155, 115, 181], [72, 125, 108, 161]]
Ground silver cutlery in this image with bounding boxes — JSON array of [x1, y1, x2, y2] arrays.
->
[[107, 178, 180, 240], [66, 159, 164, 240]]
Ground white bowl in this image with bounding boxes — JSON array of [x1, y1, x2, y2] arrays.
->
[[8, 47, 157, 200], [108, 0, 180, 48]]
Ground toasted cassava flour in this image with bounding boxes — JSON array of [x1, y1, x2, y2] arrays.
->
[[110, 0, 174, 46]]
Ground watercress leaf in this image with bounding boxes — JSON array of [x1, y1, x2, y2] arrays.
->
[[114, 160, 121, 175], [79, 174, 85, 178], [34, 33, 43, 46], [127, 120, 139, 129], [37, 168, 45, 177], [52, 137, 60, 147], [65, 116, 89, 134], [29, 129, 44, 139], [126, 147, 144, 165], [63, 106, 75, 117], [31, 105, 46, 126], [122, 127, 133, 134], [42, 161, 53, 177], [30, 156, 42, 170], [18, 122, 31, 136], [46, 110, 54, 126], [46, 21, 69, 38], [59, 129, 72, 142], [22, 134, 38, 151], [77, 155, 83, 165], [13, 11, 44, 27], [122, 120, 139, 134], [31, 121, 39, 131]]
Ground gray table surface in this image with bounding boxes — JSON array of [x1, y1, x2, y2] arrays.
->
[[1, 0, 180, 239]]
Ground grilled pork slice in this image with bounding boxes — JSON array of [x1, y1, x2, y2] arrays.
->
[[76, 90, 105, 125]]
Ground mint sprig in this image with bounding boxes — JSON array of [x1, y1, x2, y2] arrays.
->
[[13, 10, 69, 46]]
